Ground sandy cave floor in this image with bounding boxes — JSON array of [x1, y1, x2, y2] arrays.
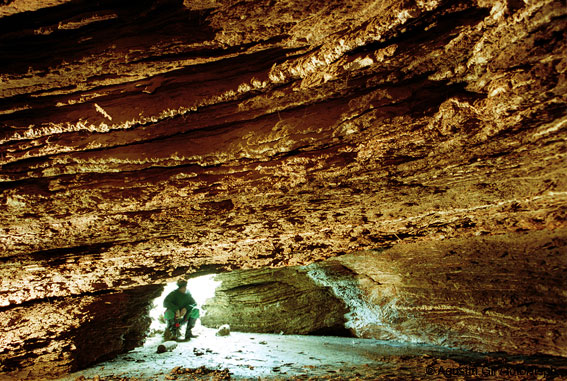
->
[[58, 325, 567, 381]]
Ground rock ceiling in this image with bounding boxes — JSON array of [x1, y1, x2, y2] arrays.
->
[[0, 0, 566, 375]]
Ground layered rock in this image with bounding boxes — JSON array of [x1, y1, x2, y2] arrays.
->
[[0, 0, 565, 376], [309, 229, 567, 357], [0, 284, 162, 378], [201, 229, 567, 357], [201, 267, 350, 335]]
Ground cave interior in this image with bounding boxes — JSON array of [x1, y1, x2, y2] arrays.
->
[[0, 0, 566, 379]]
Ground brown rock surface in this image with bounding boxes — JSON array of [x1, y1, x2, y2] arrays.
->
[[200, 267, 349, 335], [310, 229, 567, 357], [201, 229, 566, 357], [0, 284, 162, 376], [0, 0, 566, 376]]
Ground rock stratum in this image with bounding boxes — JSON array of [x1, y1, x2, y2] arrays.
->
[[200, 267, 350, 336], [202, 229, 566, 357], [0, 0, 566, 377]]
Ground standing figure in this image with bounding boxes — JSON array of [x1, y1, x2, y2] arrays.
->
[[163, 278, 200, 341]]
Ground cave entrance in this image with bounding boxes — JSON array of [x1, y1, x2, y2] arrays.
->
[[146, 274, 221, 343], [67, 264, 567, 380], [147, 266, 355, 342]]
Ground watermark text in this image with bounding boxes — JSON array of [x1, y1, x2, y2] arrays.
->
[[425, 365, 558, 378]]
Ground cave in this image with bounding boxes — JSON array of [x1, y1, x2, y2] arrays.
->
[[0, 0, 566, 379]]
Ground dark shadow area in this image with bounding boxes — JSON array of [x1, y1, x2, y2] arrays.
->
[[308, 325, 354, 338]]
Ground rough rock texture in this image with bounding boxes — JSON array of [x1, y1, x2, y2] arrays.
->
[[0, 284, 162, 377], [200, 267, 350, 335], [309, 229, 567, 357], [200, 229, 567, 357], [0, 0, 566, 376]]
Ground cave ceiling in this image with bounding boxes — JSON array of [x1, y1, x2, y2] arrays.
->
[[0, 0, 566, 306]]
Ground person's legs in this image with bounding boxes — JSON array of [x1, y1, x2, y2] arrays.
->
[[163, 309, 180, 341], [183, 307, 200, 340], [163, 321, 174, 341]]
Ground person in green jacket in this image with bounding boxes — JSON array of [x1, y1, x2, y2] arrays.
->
[[163, 278, 200, 341]]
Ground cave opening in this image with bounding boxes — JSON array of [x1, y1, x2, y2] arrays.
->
[[146, 273, 221, 343], [145, 266, 356, 345], [2, 0, 566, 378], [63, 257, 567, 380]]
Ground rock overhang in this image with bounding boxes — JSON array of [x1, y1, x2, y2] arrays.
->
[[0, 0, 566, 376]]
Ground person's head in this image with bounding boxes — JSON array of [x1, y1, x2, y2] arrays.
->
[[177, 279, 188, 292]]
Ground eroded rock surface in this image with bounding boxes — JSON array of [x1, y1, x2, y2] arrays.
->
[[310, 229, 567, 357], [201, 229, 567, 357], [201, 267, 349, 335], [0, 0, 566, 376], [0, 284, 162, 377]]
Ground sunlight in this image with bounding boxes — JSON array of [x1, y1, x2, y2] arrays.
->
[[148, 274, 221, 335]]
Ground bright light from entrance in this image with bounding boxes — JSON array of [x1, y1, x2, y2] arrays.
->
[[148, 274, 221, 335]]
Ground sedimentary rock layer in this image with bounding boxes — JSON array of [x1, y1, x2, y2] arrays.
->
[[0, 284, 162, 377], [314, 229, 567, 357], [202, 229, 567, 357], [201, 267, 349, 335], [1, 0, 565, 305], [0, 0, 565, 376]]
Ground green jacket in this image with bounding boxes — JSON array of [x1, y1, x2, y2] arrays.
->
[[163, 288, 196, 312]]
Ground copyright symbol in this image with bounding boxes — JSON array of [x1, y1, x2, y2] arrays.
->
[[426, 366, 435, 375]]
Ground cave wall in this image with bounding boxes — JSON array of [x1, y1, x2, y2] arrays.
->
[[201, 229, 567, 357], [310, 229, 567, 357], [0, 0, 566, 376], [200, 267, 349, 335], [0, 284, 162, 378]]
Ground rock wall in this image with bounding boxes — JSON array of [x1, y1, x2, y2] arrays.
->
[[308, 229, 567, 357], [0, 284, 162, 378], [201, 229, 566, 357], [201, 267, 350, 335], [0, 0, 565, 376]]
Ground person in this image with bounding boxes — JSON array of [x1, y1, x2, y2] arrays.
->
[[163, 278, 200, 341]]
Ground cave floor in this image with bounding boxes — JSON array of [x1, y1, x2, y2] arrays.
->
[[61, 327, 567, 381]]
